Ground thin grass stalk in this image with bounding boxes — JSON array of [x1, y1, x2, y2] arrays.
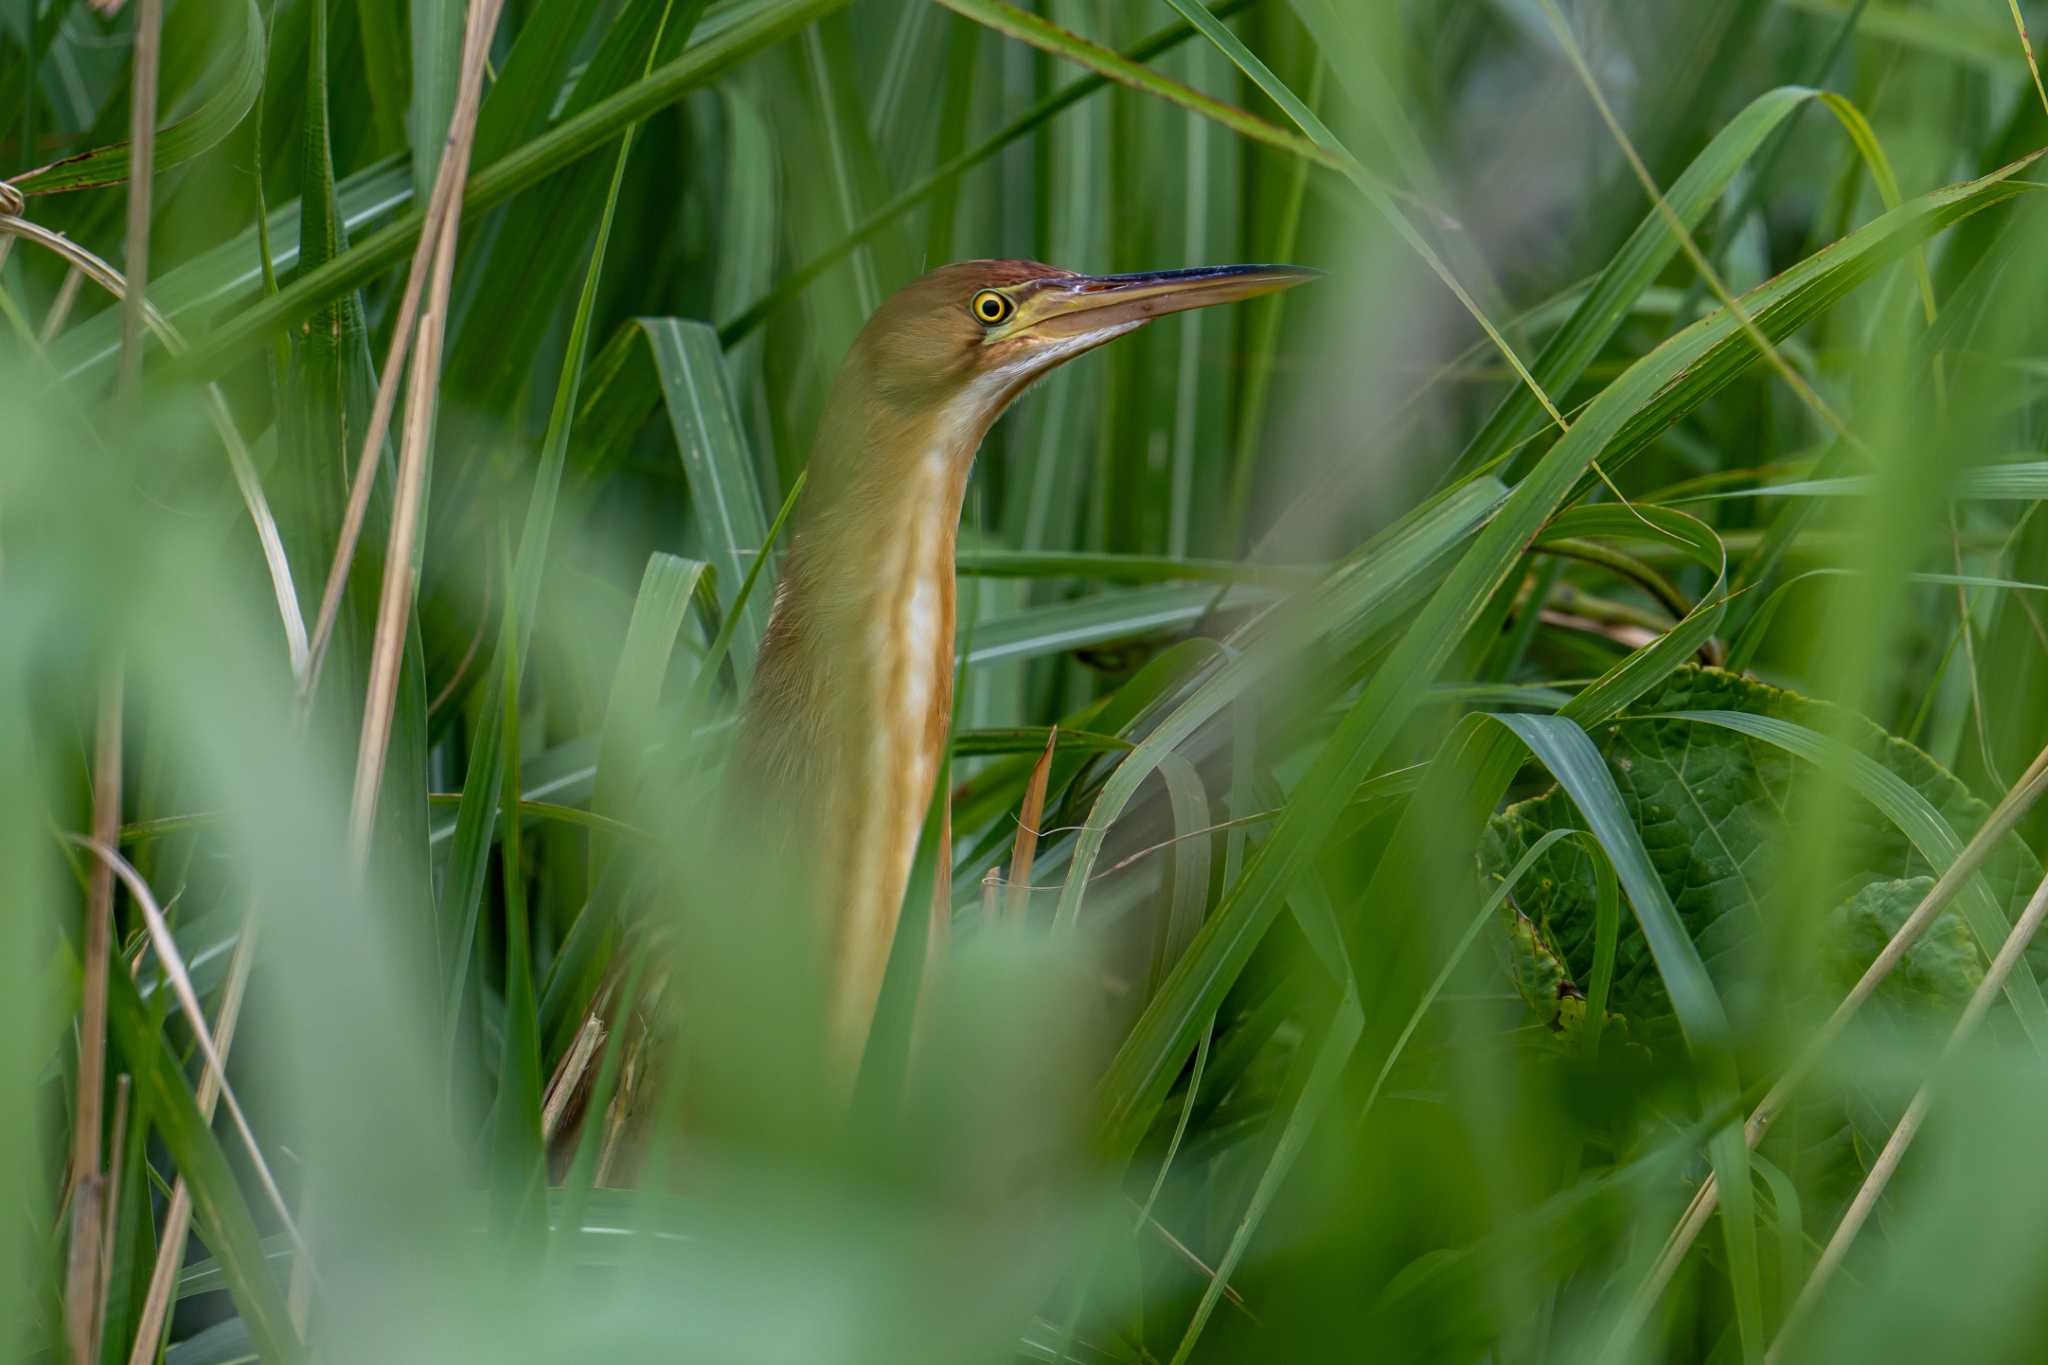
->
[[299, 5, 497, 700], [1610, 740, 2048, 1357], [115, 0, 161, 401], [92, 1074, 131, 1353], [2004, 0, 2048, 116], [1535, 0, 1861, 451], [1767, 865, 2048, 1360], [343, 0, 504, 852], [124, 918, 260, 1365], [346, 310, 442, 856], [38, 265, 82, 342], [64, 672, 122, 1365]]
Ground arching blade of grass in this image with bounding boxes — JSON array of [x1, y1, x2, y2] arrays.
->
[[1448, 85, 1905, 481], [13, 0, 262, 195], [1051, 478, 1510, 938], [1494, 712, 1761, 1360], [1090, 153, 2037, 1166], [962, 584, 1270, 669]]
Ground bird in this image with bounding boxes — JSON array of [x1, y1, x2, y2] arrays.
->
[[733, 258, 1319, 1088]]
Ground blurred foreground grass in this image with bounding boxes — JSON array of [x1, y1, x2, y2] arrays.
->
[[7, 1, 2048, 1361]]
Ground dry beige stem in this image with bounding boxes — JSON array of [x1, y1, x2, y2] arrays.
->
[[303, 0, 511, 701], [344, 0, 508, 854], [38, 267, 83, 343], [542, 1012, 609, 1144], [1767, 866, 2048, 1359], [125, 921, 260, 1365]]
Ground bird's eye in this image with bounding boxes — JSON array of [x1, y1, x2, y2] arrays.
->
[[971, 289, 1014, 326]]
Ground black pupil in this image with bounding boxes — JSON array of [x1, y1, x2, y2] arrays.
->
[[980, 295, 1003, 319]]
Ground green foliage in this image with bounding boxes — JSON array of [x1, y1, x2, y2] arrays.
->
[[8, 2, 2048, 1364], [1485, 667, 2023, 1031]]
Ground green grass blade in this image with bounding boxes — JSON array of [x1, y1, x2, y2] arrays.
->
[[173, 0, 849, 380], [638, 318, 775, 682], [14, 0, 262, 196], [1490, 712, 1760, 1360]]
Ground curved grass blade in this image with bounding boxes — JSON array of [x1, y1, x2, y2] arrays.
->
[[14, 0, 263, 196]]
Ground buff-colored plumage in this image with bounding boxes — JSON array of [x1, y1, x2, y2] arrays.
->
[[733, 258, 1316, 1086]]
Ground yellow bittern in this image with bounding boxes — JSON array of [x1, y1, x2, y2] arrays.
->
[[735, 258, 1317, 1083]]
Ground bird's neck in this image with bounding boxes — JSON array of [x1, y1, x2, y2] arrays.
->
[[771, 395, 988, 737], [739, 382, 995, 1067]]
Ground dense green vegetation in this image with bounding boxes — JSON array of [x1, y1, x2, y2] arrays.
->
[[7, 0, 2048, 1360]]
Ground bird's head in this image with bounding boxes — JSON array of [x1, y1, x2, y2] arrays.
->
[[851, 258, 1320, 420]]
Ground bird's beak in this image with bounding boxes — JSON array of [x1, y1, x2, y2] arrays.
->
[[1020, 264, 1321, 340]]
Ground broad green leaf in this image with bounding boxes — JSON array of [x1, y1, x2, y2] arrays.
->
[[354, 0, 408, 154], [592, 553, 715, 878], [1483, 668, 2044, 1030], [1488, 709, 1763, 1356]]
